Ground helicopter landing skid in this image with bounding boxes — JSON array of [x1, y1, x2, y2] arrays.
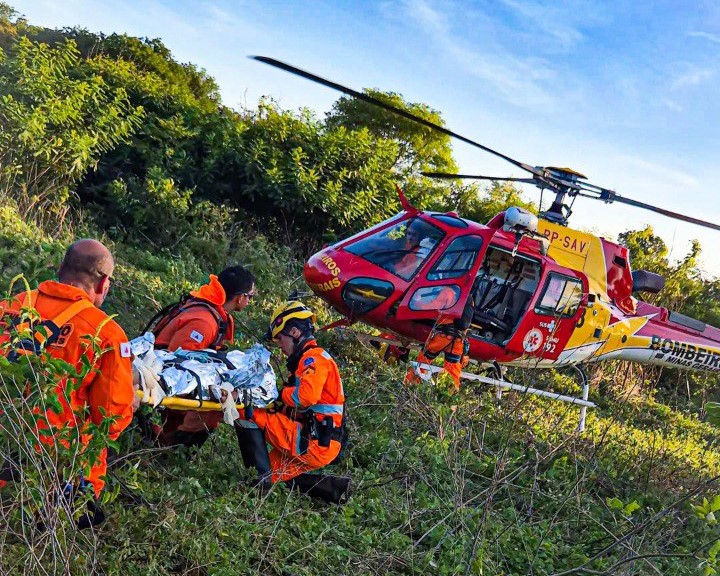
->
[[410, 362, 596, 432]]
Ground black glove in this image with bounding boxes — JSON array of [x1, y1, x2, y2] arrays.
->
[[266, 399, 284, 414]]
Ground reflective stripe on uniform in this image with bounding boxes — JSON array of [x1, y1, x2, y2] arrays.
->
[[308, 404, 344, 415]]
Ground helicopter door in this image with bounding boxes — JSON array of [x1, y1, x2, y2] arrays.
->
[[395, 234, 485, 321], [505, 269, 588, 360]]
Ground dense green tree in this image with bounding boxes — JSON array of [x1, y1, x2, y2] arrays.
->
[[451, 180, 536, 224], [231, 100, 400, 242], [0, 35, 143, 230], [325, 90, 459, 210], [619, 225, 669, 275], [75, 33, 228, 220], [619, 226, 708, 315]]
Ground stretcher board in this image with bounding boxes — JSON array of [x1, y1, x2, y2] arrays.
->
[[135, 390, 247, 412]]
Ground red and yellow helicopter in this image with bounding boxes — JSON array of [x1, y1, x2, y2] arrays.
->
[[254, 57, 720, 420]]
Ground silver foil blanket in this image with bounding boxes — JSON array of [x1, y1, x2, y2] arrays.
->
[[130, 332, 277, 407]]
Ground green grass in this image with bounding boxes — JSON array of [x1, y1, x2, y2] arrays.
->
[[1, 202, 719, 575]]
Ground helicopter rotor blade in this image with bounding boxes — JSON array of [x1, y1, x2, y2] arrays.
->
[[251, 56, 544, 179], [422, 172, 538, 184], [608, 194, 720, 232], [252, 56, 720, 233], [572, 180, 720, 231]]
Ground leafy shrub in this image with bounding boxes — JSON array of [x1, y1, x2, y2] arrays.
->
[[0, 35, 143, 231], [0, 278, 117, 575]]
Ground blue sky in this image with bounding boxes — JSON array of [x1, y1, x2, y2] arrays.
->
[[11, 0, 720, 274]]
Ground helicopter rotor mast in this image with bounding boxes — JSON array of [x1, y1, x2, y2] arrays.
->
[[252, 55, 720, 232]]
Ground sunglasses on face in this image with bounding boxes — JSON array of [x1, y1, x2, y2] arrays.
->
[[240, 291, 255, 300], [95, 270, 114, 286]]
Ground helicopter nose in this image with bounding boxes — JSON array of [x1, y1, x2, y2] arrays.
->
[[304, 251, 342, 294]]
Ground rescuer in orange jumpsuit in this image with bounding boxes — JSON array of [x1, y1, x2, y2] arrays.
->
[[248, 301, 350, 503], [0, 239, 146, 527], [151, 265, 255, 448], [406, 285, 474, 390]]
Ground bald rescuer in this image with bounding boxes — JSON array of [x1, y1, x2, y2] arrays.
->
[[0, 239, 160, 527], [243, 302, 351, 503]]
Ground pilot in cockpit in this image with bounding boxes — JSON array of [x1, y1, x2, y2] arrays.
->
[[393, 225, 432, 279]]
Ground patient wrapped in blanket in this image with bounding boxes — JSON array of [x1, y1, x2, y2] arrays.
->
[[130, 332, 277, 411]]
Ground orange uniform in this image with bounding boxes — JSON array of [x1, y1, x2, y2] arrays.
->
[[252, 340, 345, 482], [0, 281, 135, 497], [407, 287, 473, 390], [154, 275, 234, 439], [154, 275, 234, 351]]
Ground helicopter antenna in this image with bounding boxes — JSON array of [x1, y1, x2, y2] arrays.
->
[[252, 56, 720, 232]]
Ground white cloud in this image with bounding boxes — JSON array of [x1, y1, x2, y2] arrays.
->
[[671, 65, 714, 90], [618, 156, 700, 188], [498, 0, 585, 50], [402, 0, 558, 108], [662, 98, 683, 112], [689, 30, 720, 44]]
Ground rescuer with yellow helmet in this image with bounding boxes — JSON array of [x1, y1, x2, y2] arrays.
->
[[249, 301, 350, 503]]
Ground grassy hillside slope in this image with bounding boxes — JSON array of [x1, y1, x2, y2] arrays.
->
[[0, 5, 718, 573], [1, 204, 719, 576]]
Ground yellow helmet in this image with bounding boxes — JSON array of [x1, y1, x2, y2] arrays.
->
[[267, 301, 316, 340]]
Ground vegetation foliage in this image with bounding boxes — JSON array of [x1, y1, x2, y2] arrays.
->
[[0, 5, 718, 575]]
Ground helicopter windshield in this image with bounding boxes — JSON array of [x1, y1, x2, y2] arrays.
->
[[344, 217, 444, 281]]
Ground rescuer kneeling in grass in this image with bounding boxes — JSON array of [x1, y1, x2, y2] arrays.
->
[[148, 265, 255, 449], [0, 239, 161, 529], [247, 301, 350, 503]]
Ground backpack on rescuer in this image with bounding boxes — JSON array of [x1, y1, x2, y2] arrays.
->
[[2, 291, 93, 363], [141, 294, 228, 350]]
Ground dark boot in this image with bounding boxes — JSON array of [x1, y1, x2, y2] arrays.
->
[[235, 422, 271, 482], [76, 498, 106, 530], [285, 473, 352, 504], [171, 429, 211, 449]]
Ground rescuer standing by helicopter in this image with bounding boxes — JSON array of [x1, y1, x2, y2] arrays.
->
[[406, 285, 475, 390]]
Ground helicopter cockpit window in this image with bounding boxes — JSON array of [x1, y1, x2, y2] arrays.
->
[[427, 235, 483, 280], [535, 273, 583, 318], [344, 218, 444, 281], [409, 285, 461, 311], [431, 214, 469, 228]]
